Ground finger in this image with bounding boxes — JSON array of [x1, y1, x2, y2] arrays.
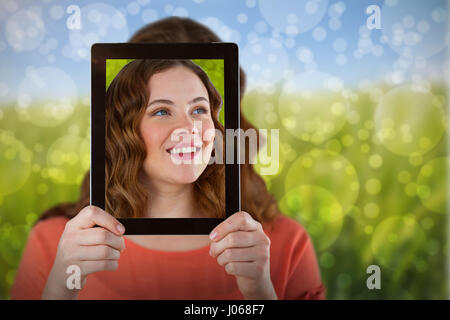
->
[[72, 206, 125, 236], [216, 247, 258, 266], [77, 228, 125, 252], [75, 245, 121, 261], [209, 230, 261, 258], [78, 260, 119, 276], [209, 211, 261, 242], [224, 261, 262, 279]]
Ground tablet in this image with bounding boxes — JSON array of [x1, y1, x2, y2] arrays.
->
[[91, 43, 240, 235]]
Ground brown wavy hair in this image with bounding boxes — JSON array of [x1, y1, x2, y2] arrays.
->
[[37, 17, 280, 229], [105, 59, 225, 218]]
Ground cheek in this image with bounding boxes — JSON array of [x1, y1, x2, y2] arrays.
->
[[202, 119, 216, 143], [140, 121, 167, 156]]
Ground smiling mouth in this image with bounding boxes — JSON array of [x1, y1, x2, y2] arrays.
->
[[166, 146, 201, 155]]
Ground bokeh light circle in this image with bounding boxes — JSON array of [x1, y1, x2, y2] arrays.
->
[[242, 89, 288, 177], [199, 17, 241, 43], [50, 5, 65, 20], [328, 17, 342, 31], [46, 135, 90, 185], [374, 85, 446, 156], [296, 47, 314, 65], [17, 67, 78, 127], [397, 170, 411, 184], [5, 9, 46, 52], [68, 3, 129, 61], [312, 26, 327, 41], [319, 251, 335, 269], [368, 154, 383, 168], [336, 54, 347, 66], [127, 2, 141, 15], [364, 202, 380, 219], [241, 37, 288, 90], [252, 128, 285, 177], [279, 185, 343, 250], [328, 1, 346, 18], [1, 224, 29, 268], [258, 0, 328, 35], [285, 149, 359, 214], [416, 157, 449, 214], [279, 71, 349, 144], [141, 8, 158, 23], [371, 215, 426, 269], [381, 0, 448, 58], [0, 130, 32, 196], [365, 178, 382, 195], [237, 13, 248, 24]]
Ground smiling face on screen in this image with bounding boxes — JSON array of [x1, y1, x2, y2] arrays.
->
[[139, 65, 215, 187]]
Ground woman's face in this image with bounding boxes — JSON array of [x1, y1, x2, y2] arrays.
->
[[140, 65, 216, 187]]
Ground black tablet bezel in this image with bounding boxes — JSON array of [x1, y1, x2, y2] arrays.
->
[[91, 43, 240, 235]]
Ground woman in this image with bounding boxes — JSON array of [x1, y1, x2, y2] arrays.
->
[[105, 59, 225, 220], [11, 17, 325, 300]]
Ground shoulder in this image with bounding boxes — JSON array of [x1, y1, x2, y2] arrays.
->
[[263, 214, 325, 299], [263, 214, 315, 262], [10, 216, 70, 300], [33, 216, 69, 234], [29, 216, 69, 249], [263, 214, 309, 245]]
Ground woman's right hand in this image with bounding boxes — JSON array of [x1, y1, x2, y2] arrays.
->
[[41, 205, 126, 299]]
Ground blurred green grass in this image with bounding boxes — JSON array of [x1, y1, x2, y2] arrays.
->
[[244, 83, 448, 299], [0, 83, 448, 299], [0, 99, 90, 299]]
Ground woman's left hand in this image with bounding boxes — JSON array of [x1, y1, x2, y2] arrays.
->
[[209, 211, 278, 300]]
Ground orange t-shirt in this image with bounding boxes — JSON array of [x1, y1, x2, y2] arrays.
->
[[10, 214, 326, 300]]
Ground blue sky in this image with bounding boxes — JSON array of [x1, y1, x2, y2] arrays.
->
[[0, 0, 448, 102]]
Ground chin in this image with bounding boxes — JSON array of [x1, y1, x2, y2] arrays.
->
[[170, 164, 207, 184]]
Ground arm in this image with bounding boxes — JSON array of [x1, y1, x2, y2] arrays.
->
[[283, 231, 326, 300], [11, 206, 126, 300], [41, 206, 125, 299], [10, 218, 62, 299], [209, 211, 278, 300]]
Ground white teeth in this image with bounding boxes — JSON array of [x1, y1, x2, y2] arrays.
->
[[169, 146, 199, 154]]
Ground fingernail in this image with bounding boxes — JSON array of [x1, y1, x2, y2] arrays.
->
[[116, 224, 125, 234], [209, 231, 217, 241]]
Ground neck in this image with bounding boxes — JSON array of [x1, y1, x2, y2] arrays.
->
[[144, 179, 201, 218]]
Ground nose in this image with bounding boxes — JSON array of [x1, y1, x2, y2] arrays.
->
[[172, 113, 201, 141], [181, 114, 198, 133]]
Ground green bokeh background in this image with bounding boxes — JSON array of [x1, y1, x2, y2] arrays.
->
[[0, 77, 448, 299]]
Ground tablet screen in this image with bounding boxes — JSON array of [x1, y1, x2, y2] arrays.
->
[[104, 58, 226, 219]]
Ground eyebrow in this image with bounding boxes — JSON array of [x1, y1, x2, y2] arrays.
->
[[147, 96, 209, 108]]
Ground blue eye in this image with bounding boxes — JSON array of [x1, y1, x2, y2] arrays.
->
[[153, 109, 168, 116], [193, 107, 207, 115]]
